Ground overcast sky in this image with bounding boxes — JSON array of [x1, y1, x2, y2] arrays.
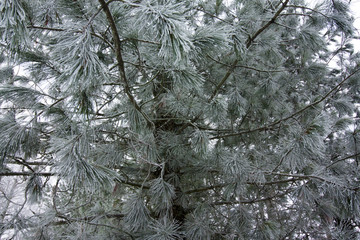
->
[[350, 0, 360, 51]]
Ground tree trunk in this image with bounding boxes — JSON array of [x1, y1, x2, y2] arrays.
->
[[153, 73, 190, 229]]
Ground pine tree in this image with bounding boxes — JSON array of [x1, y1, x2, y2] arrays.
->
[[1, 0, 360, 239]]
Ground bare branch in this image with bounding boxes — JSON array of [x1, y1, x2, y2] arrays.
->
[[0, 172, 54, 177]]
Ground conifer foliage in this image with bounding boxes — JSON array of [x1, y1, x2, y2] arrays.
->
[[1, 0, 360, 239]]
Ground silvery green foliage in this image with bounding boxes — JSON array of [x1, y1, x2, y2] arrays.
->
[[149, 177, 175, 214], [142, 218, 182, 240], [0, 0, 360, 239], [123, 193, 152, 232], [0, 0, 29, 50]]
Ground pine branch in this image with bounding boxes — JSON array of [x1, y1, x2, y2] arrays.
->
[[57, 213, 125, 222], [185, 183, 227, 194], [178, 0, 291, 133], [196, 7, 234, 25], [213, 191, 289, 205], [185, 178, 302, 194], [209, 59, 239, 102], [207, 54, 290, 73], [211, 0, 290, 100], [272, 148, 294, 172], [11, 158, 35, 172], [98, 0, 154, 129], [286, 5, 330, 19], [265, 172, 358, 191], [246, 0, 290, 48], [53, 212, 133, 239], [121, 38, 160, 45], [326, 152, 360, 168], [28, 25, 115, 52], [27, 25, 64, 32], [1, 213, 128, 236], [0, 171, 149, 190], [211, 68, 360, 139], [116, 178, 149, 189]]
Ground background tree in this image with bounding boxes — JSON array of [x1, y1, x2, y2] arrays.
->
[[0, 0, 360, 239]]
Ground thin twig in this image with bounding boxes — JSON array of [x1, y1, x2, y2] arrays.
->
[[207, 54, 289, 73], [326, 152, 360, 168]]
